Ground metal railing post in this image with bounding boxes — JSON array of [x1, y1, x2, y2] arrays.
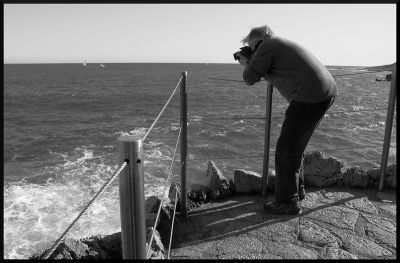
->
[[180, 71, 188, 218], [118, 136, 146, 259], [262, 82, 273, 196], [378, 64, 396, 191]]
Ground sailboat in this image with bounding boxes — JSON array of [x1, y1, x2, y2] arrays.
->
[[83, 60, 87, 67], [100, 63, 105, 68]]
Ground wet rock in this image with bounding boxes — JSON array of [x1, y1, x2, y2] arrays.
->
[[342, 167, 369, 188], [303, 151, 344, 187]]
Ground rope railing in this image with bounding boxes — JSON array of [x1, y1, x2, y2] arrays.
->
[[34, 66, 395, 260], [143, 76, 183, 142], [146, 124, 182, 259], [167, 188, 180, 259], [41, 161, 128, 260]]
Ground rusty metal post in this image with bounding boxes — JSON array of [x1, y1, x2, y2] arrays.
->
[[378, 64, 396, 191], [180, 71, 188, 217], [118, 136, 146, 259], [262, 82, 273, 196]]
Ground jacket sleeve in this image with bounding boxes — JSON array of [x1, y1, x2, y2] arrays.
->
[[242, 41, 276, 86]]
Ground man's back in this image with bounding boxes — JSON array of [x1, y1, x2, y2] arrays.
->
[[244, 37, 337, 103]]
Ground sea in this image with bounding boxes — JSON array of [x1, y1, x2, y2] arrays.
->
[[3, 63, 397, 259]]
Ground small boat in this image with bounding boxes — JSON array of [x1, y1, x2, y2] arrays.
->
[[83, 60, 87, 67], [100, 63, 106, 68]]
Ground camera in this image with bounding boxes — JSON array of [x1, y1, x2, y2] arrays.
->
[[233, 46, 253, 61]]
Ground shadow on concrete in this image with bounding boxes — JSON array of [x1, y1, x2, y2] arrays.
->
[[171, 187, 376, 249]]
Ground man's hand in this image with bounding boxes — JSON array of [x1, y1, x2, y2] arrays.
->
[[237, 53, 249, 66]]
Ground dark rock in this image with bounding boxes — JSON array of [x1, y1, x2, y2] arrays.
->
[[146, 227, 165, 259], [189, 183, 209, 203], [303, 151, 344, 187], [366, 167, 380, 182], [168, 182, 181, 203], [342, 167, 369, 188], [146, 195, 161, 213], [96, 232, 121, 259], [207, 161, 232, 200]]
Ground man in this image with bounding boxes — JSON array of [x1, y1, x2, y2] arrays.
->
[[236, 25, 337, 214]]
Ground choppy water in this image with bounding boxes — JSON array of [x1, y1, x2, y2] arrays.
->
[[3, 63, 396, 258]]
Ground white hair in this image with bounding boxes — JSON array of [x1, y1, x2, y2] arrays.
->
[[242, 25, 275, 45]]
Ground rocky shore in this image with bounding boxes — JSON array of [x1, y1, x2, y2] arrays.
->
[[30, 151, 396, 259]]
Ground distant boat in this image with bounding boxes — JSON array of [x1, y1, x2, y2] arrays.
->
[[100, 63, 105, 68], [83, 60, 87, 67]]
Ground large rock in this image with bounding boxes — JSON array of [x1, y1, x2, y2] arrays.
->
[[233, 170, 262, 194], [207, 161, 233, 200], [303, 151, 344, 187], [168, 182, 181, 203], [188, 183, 209, 203], [233, 169, 275, 194], [30, 235, 111, 260], [146, 196, 161, 213], [146, 228, 165, 259], [342, 167, 369, 188]]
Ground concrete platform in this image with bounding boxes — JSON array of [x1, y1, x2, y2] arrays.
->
[[169, 186, 396, 259]]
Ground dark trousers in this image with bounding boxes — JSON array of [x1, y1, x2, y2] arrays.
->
[[275, 96, 335, 204]]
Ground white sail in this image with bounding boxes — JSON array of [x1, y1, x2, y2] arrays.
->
[[100, 63, 105, 68], [83, 60, 87, 67]]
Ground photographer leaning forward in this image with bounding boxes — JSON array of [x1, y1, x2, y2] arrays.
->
[[235, 25, 337, 215]]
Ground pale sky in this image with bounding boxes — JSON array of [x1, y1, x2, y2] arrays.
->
[[4, 4, 397, 66]]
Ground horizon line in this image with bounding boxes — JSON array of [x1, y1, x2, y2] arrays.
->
[[3, 62, 391, 68]]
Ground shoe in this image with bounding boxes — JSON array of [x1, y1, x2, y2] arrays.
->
[[263, 201, 302, 215], [299, 186, 306, 201]]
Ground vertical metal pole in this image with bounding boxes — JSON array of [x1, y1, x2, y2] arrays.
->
[[378, 64, 396, 191], [262, 82, 273, 196], [180, 71, 188, 218], [118, 136, 146, 259]]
